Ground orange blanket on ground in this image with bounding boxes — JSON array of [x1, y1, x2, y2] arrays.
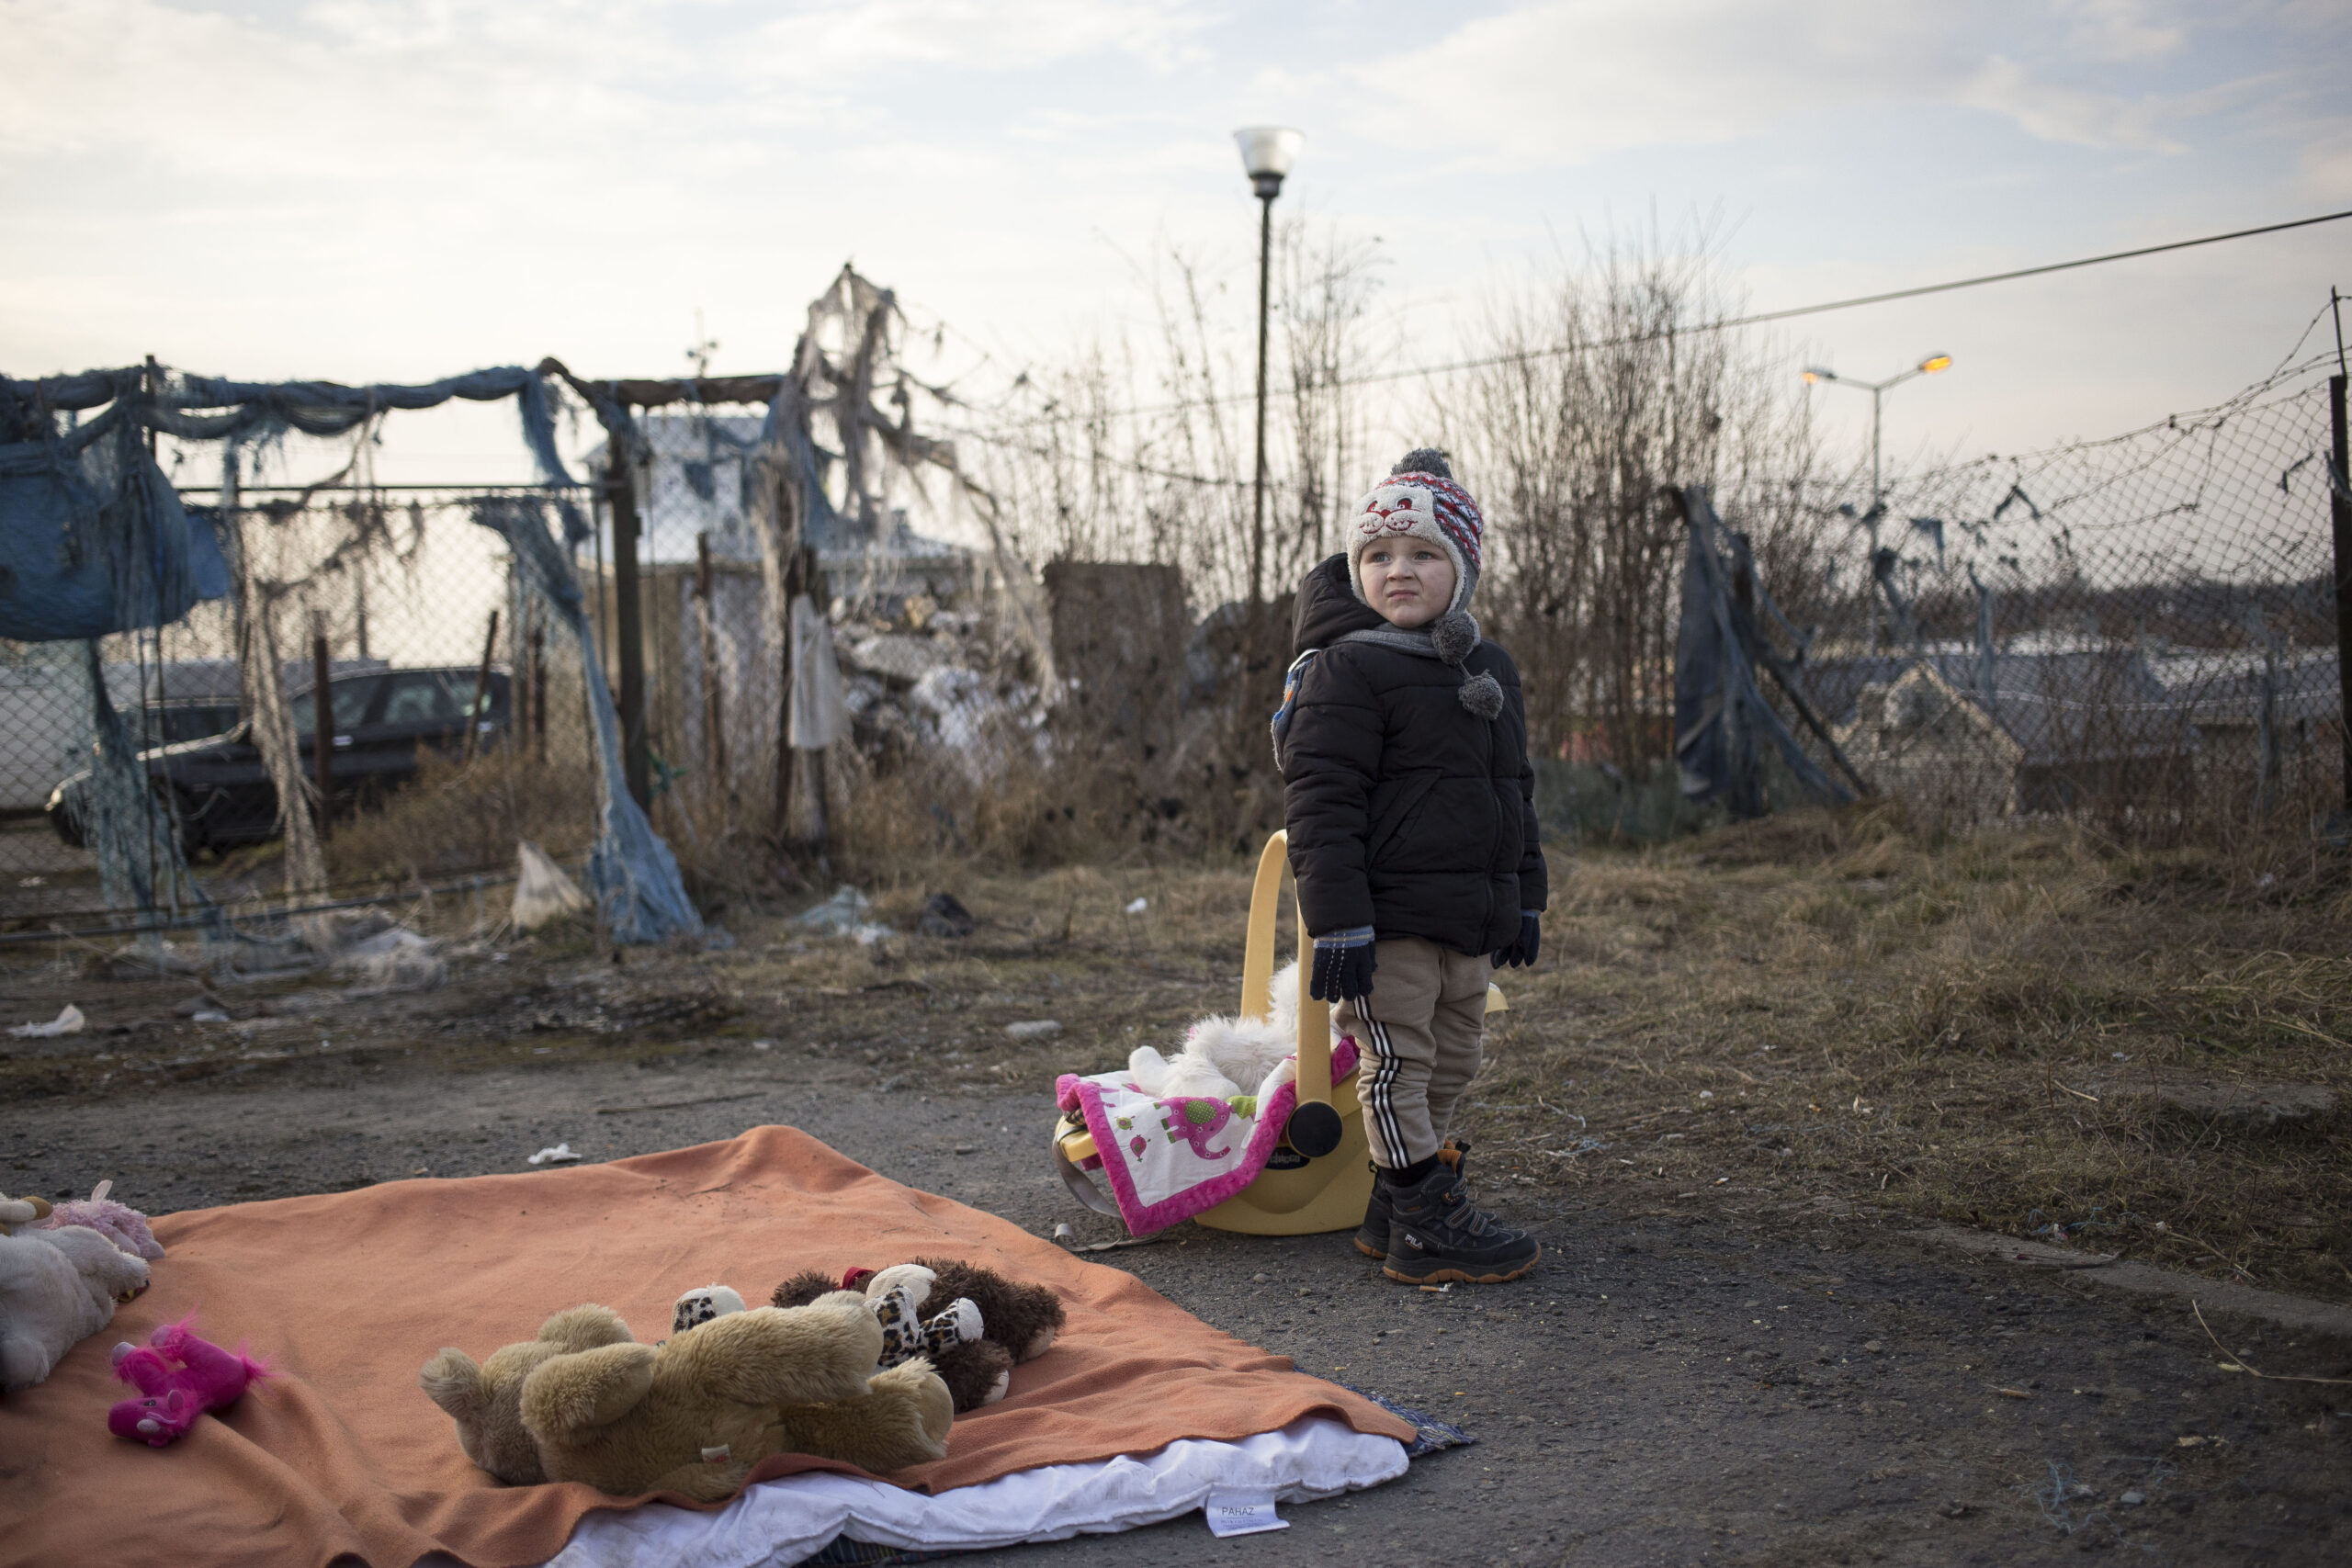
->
[[0, 1125, 1409, 1568]]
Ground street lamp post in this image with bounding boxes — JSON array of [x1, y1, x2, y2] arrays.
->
[[1233, 127, 1302, 615], [1803, 353, 1953, 647]]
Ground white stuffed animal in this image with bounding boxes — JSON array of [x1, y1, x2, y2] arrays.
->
[[1127, 960, 1331, 1103], [1, 1195, 151, 1392]]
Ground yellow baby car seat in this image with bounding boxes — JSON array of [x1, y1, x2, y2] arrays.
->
[[1052, 830, 1502, 1235]]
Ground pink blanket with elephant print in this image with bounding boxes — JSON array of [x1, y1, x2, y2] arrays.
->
[[1054, 1038, 1360, 1235]]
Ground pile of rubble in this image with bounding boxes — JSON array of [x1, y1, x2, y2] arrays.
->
[[832, 592, 1045, 778]]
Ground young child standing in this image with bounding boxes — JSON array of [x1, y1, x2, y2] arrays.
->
[[1276, 448, 1545, 1284]]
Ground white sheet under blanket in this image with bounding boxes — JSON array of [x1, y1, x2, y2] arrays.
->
[[538, 1416, 1409, 1568]]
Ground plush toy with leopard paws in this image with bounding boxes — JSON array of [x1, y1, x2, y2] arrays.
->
[[772, 1258, 1064, 1413]]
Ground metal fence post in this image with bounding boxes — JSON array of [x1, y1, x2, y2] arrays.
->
[[2331, 373, 2351, 814]]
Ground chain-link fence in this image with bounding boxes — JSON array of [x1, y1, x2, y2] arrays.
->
[[0, 489, 606, 924], [1727, 349, 2348, 835]]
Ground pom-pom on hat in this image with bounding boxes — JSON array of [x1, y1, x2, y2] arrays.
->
[[1348, 447, 1484, 613]]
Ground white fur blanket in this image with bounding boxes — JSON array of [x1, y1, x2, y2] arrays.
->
[[1054, 964, 1357, 1235]]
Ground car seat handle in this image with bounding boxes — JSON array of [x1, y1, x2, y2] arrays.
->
[[1241, 832, 1338, 1154]]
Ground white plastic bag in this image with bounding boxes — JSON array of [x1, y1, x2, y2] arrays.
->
[[512, 840, 591, 931]]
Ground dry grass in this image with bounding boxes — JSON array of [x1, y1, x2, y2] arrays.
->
[[322, 750, 600, 889], [292, 734, 2352, 1307], [710, 803, 2349, 1303], [1467, 806, 2352, 1302]]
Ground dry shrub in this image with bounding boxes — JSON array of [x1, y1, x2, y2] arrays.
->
[[822, 741, 1216, 893], [325, 749, 599, 887]]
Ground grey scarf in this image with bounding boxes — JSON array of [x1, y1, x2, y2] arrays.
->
[[1337, 609, 1506, 719]]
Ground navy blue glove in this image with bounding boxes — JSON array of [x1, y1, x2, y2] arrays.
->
[[1493, 910, 1541, 968], [1309, 927, 1377, 1001]]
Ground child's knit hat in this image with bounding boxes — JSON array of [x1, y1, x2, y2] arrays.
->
[[1348, 447, 1484, 614]]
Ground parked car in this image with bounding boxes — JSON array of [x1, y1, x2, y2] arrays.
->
[[47, 667, 510, 852], [144, 696, 244, 746]]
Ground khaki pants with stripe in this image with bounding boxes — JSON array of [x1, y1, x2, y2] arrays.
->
[[1334, 935, 1489, 1169]]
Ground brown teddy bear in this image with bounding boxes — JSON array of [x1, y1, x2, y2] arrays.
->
[[423, 1292, 953, 1499], [771, 1258, 1065, 1413]]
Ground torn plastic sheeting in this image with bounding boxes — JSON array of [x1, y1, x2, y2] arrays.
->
[[469, 496, 700, 946], [910, 665, 1012, 782]]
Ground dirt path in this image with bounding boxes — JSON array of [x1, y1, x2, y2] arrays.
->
[[11, 1040, 2346, 1567]]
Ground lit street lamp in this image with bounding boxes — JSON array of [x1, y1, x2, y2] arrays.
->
[[1803, 354, 1954, 648], [1234, 126, 1302, 614]]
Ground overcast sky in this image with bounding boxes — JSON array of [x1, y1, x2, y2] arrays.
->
[[4, 0, 2346, 485]]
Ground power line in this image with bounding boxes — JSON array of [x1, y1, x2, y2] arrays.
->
[[969, 207, 2352, 434]]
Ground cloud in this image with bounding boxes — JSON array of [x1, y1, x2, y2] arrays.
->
[[1957, 55, 2183, 152], [744, 0, 1210, 76], [2052, 0, 2185, 63], [1320, 0, 2220, 164]]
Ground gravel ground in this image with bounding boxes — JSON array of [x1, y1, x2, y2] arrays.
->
[[11, 1032, 2349, 1567]]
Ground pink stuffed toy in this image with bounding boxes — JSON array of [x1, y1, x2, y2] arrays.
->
[[33, 1180, 164, 1261], [107, 1316, 269, 1447]]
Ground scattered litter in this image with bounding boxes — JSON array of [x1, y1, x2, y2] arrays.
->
[[2022, 1461, 2109, 1536], [2120, 1491, 2144, 1506], [1005, 1020, 1062, 1041], [512, 840, 592, 931], [1203, 1493, 1286, 1538], [795, 885, 871, 931], [916, 892, 976, 938], [9, 1004, 85, 1038], [526, 1144, 581, 1166], [332, 928, 447, 992], [751, 1039, 775, 1051], [793, 885, 894, 945], [1996, 1386, 2031, 1399], [953, 1145, 977, 1156], [1051, 1227, 1165, 1254], [1124, 897, 1148, 915], [191, 1010, 230, 1024], [17, 875, 43, 887], [1698, 1090, 1713, 1100], [1417, 1282, 1454, 1294]]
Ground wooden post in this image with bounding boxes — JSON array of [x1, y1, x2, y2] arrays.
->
[[695, 532, 727, 792], [311, 632, 334, 842], [528, 622, 547, 764], [607, 449, 650, 809], [464, 608, 500, 764], [772, 536, 802, 842], [2331, 372, 2351, 813], [801, 546, 830, 851]]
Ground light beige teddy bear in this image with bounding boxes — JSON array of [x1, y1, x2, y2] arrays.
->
[[425, 1292, 953, 1499], [2, 1190, 152, 1393]]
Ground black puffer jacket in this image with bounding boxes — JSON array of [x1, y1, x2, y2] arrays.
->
[[1279, 554, 1547, 954]]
